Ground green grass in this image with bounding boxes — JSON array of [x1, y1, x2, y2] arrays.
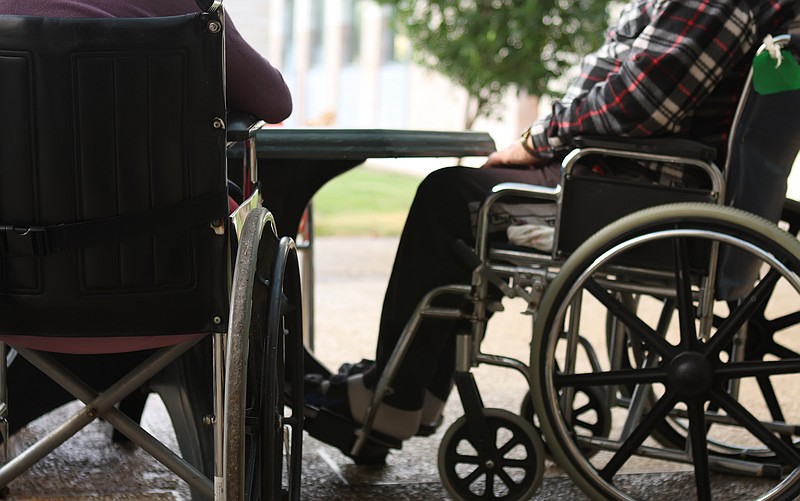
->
[[311, 167, 421, 236]]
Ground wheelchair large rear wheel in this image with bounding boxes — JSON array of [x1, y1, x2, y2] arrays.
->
[[261, 235, 304, 500], [532, 203, 800, 500], [224, 208, 303, 501], [604, 199, 800, 455]]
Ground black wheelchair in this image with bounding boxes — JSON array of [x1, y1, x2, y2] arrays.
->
[[343, 34, 800, 501], [0, 2, 303, 500]]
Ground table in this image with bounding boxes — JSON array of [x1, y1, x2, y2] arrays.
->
[[228, 128, 497, 350], [228, 128, 497, 237]]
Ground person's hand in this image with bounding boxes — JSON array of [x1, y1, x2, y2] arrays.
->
[[483, 140, 546, 169]]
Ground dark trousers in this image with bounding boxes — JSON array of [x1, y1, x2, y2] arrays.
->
[[373, 164, 560, 410]]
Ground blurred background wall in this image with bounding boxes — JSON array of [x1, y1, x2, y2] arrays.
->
[[224, 0, 539, 147]]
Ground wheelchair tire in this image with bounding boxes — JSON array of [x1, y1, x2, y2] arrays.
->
[[531, 202, 800, 500], [223, 208, 303, 501], [263, 236, 304, 501], [438, 408, 544, 501]]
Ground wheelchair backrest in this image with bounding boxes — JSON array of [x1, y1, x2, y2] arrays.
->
[[0, 12, 231, 336]]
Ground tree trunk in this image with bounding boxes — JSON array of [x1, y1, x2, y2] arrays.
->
[[463, 94, 484, 131]]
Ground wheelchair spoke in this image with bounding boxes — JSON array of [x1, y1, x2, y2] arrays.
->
[[687, 400, 712, 501], [497, 457, 532, 470], [572, 402, 602, 435], [461, 464, 485, 486], [716, 358, 800, 379], [454, 452, 482, 466], [711, 388, 800, 466], [768, 310, 800, 334], [554, 367, 667, 389], [484, 471, 496, 498], [601, 390, 680, 480], [756, 376, 793, 442], [495, 468, 520, 494], [497, 434, 524, 457], [671, 237, 698, 350], [586, 279, 676, 360], [573, 412, 607, 437], [765, 340, 800, 360], [757, 375, 784, 420], [706, 269, 781, 358]]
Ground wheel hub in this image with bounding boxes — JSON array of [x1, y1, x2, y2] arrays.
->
[[667, 352, 713, 397]]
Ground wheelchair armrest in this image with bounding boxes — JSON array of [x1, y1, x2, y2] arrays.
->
[[226, 110, 266, 142], [573, 136, 717, 162], [490, 182, 561, 202]]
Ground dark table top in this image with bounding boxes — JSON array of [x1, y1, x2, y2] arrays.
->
[[229, 127, 497, 236], [252, 127, 497, 159]]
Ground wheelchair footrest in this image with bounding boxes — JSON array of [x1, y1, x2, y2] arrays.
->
[[304, 405, 402, 465]]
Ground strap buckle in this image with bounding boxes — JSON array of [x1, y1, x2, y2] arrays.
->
[[0, 226, 50, 257]]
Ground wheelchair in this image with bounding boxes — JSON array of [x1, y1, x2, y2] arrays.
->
[[344, 35, 800, 500], [0, 3, 303, 500]]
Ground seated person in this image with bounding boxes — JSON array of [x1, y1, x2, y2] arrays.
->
[[307, 0, 800, 451], [0, 0, 291, 124], [0, 0, 292, 436]]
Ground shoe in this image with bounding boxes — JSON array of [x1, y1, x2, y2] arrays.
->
[[344, 362, 446, 438], [304, 371, 351, 417], [336, 358, 375, 377], [304, 373, 398, 465], [307, 361, 444, 438], [416, 414, 444, 437], [305, 370, 423, 437], [303, 358, 375, 416]]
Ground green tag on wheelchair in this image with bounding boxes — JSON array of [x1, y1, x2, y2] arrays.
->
[[753, 49, 800, 95]]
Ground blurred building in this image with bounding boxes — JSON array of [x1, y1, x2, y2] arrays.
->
[[224, 0, 537, 145]]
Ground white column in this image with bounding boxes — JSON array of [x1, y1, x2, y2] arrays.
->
[[358, 2, 382, 127]]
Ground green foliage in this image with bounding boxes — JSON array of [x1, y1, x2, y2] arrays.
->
[[376, 0, 612, 124], [312, 167, 421, 236]]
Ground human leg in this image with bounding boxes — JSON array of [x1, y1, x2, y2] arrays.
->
[[309, 164, 559, 440], [372, 165, 560, 410]]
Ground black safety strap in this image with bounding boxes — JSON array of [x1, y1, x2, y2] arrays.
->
[[1, 191, 228, 257]]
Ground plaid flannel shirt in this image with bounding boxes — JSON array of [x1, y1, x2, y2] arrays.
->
[[528, 0, 799, 174]]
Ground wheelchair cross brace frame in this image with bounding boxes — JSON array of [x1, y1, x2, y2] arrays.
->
[[0, 338, 215, 498]]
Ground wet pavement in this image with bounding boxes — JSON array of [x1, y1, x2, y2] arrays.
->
[[1, 236, 784, 500]]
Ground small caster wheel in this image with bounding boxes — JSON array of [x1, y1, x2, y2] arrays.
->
[[438, 408, 544, 500]]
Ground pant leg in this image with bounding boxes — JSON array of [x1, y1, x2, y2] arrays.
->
[[373, 164, 559, 410]]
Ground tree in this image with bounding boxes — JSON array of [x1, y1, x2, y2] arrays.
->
[[376, 0, 612, 128]]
